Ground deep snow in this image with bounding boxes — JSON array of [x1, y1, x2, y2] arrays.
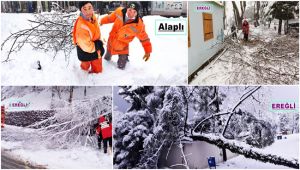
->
[[217, 134, 299, 169], [1, 13, 187, 86], [1, 125, 113, 169]]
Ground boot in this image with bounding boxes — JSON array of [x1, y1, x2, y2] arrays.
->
[[117, 54, 128, 69], [104, 51, 112, 61]]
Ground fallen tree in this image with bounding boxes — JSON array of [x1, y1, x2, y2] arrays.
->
[[190, 134, 299, 169]]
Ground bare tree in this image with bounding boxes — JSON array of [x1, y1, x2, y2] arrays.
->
[[232, 1, 246, 29], [254, 1, 260, 26]]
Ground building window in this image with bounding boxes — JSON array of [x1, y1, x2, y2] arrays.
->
[[203, 13, 213, 41]]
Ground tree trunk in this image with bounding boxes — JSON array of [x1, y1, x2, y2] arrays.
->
[[222, 148, 227, 161], [84, 86, 87, 97], [191, 135, 299, 169], [286, 19, 289, 35], [181, 87, 189, 135], [56, 87, 61, 99], [51, 87, 55, 98], [232, 1, 245, 29], [278, 19, 282, 35], [69, 86, 74, 104], [256, 1, 260, 26]]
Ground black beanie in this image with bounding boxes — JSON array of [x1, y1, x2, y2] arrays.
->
[[127, 2, 140, 13], [79, 1, 93, 10]]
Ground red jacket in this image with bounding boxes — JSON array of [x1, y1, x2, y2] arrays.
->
[[242, 21, 249, 34], [99, 116, 112, 139], [96, 125, 101, 135]]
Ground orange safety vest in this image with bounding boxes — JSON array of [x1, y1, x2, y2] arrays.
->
[[101, 7, 152, 55], [73, 15, 101, 53]]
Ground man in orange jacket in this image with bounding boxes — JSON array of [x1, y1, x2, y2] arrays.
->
[[100, 2, 152, 69], [73, 1, 105, 73]]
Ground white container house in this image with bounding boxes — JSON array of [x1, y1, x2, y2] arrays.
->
[[188, 1, 225, 81]]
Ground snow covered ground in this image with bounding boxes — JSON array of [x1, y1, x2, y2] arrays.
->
[[1, 125, 113, 169], [1, 13, 187, 86], [190, 24, 299, 85], [217, 133, 299, 169]]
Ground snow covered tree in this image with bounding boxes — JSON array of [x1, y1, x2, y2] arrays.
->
[[114, 86, 157, 168], [138, 87, 185, 168], [118, 86, 155, 112], [245, 119, 274, 148], [190, 86, 300, 169], [192, 86, 225, 134], [270, 1, 299, 35], [114, 109, 154, 169], [279, 112, 299, 134], [279, 113, 290, 132], [28, 95, 111, 149], [114, 86, 191, 168]]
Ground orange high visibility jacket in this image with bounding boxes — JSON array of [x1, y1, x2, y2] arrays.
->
[[73, 15, 101, 54], [100, 7, 152, 55]]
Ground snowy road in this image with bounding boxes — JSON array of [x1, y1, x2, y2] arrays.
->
[[1, 125, 113, 169], [1, 149, 46, 169]]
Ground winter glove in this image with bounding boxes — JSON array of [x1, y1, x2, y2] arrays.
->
[[143, 53, 150, 62], [94, 40, 105, 56]]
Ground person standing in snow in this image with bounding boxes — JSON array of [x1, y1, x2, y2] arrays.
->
[[100, 2, 152, 69], [242, 19, 250, 41], [99, 115, 112, 154], [72, 1, 105, 73]]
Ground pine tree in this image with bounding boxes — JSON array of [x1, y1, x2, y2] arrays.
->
[[114, 86, 157, 168], [138, 87, 185, 168]]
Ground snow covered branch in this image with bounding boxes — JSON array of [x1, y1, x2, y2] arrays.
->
[[191, 134, 299, 169], [222, 86, 261, 137], [28, 96, 111, 149], [1, 11, 77, 63]]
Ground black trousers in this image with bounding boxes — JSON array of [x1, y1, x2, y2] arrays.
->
[[98, 135, 102, 149], [244, 33, 248, 41], [103, 137, 112, 153]]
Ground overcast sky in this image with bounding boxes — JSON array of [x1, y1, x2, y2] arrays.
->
[[113, 86, 130, 113]]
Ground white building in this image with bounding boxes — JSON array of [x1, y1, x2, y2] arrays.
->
[[188, 1, 225, 81]]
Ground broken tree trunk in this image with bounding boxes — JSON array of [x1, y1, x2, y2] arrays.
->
[[190, 134, 299, 169]]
